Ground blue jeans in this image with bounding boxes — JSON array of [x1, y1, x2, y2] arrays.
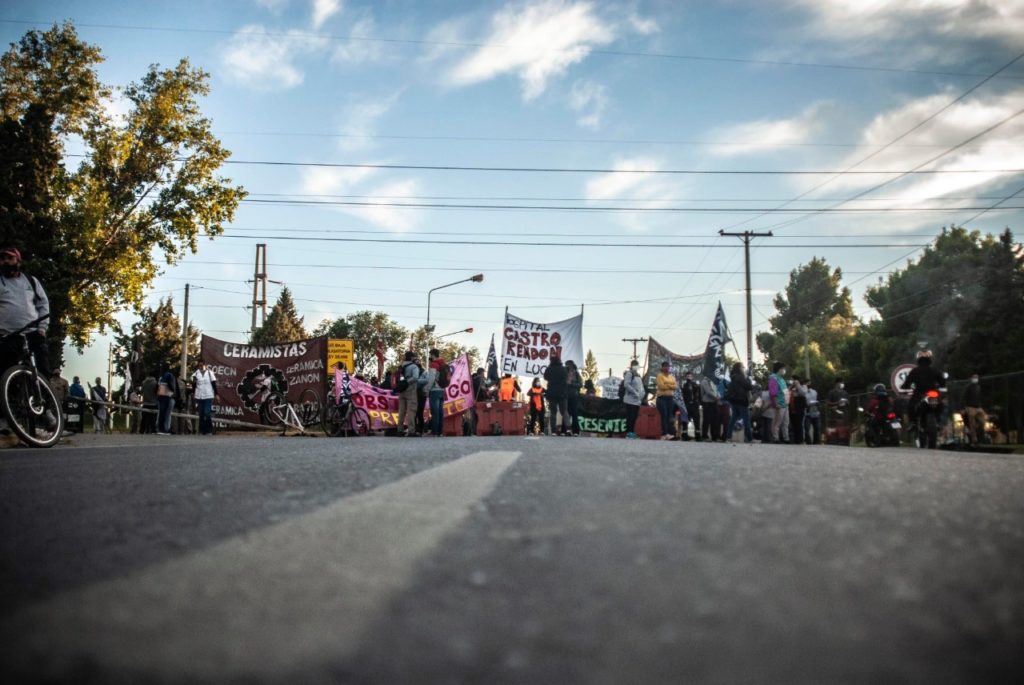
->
[[656, 396, 675, 437], [730, 402, 752, 442], [197, 398, 214, 434], [429, 389, 445, 435], [157, 396, 174, 433]]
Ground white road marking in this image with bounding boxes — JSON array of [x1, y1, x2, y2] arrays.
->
[[1, 450, 521, 679]]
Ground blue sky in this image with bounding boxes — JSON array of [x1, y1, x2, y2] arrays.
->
[[2, 0, 1023, 384]]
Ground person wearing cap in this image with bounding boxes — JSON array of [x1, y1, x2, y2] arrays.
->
[[655, 361, 678, 440], [0, 246, 51, 378]]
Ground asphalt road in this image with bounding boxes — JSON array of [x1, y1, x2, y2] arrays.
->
[[1, 433, 1022, 684]]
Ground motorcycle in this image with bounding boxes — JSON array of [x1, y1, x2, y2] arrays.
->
[[862, 408, 902, 448], [910, 389, 941, 449]]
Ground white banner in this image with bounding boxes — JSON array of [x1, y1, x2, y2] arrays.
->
[[501, 311, 584, 377]]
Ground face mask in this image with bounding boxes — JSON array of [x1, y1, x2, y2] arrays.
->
[[533, 381, 540, 387], [839, 383, 845, 390], [0, 263, 17, 277], [631, 365, 639, 372], [971, 378, 979, 384], [779, 369, 786, 377]]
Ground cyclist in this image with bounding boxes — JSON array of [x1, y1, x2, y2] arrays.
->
[[0, 246, 51, 377]]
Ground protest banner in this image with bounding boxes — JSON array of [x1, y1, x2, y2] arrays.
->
[[598, 376, 623, 399], [501, 310, 584, 377], [576, 395, 628, 434], [343, 354, 475, 431], [642, 338, 704, 393], [201, 335, 328, 426]]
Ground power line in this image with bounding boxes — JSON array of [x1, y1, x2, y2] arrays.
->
[[243, 192, 1018, 203], [237, 198, 1024, 213], [221, 159, 1024, 175], [221, 226, 942, 239], [215, 234, 930, 249], [4, 19, 1019, 79]]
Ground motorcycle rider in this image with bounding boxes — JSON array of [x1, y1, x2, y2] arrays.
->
[[900, 349, 945, 448], [865, 383, 896, 442]]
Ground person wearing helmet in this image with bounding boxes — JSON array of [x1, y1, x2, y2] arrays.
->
[[901, 350, 946, 448], [0, 246, 51, 378]]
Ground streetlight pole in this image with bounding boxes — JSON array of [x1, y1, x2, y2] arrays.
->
[[426, 274, 483, 332], [436, 327, 474, 339]]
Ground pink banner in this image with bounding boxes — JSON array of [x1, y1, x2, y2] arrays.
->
[[336, 354, 474, 431]]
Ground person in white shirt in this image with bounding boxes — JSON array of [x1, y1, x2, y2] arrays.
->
[[191, 359, 219, 435]]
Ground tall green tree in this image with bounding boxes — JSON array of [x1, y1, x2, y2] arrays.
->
[[112, 297, 198, 383], [846, 226, 1023, 382], [0, 23, 245, 364], [757, 257, 856, 383], [251, 287, 306, 344], [407, 325, 479, 369], [582, 349, 599, 381]]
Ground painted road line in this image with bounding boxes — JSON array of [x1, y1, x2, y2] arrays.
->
[[1, 450, 522, 680]]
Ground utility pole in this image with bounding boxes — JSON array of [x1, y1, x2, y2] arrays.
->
[[251, 243, 268, 337], [622, 337, 648, 360], [718, 229, 773, 370], [803, 323, 811, 381], [180, 283, 190, 380], [106, 342, 114, 431]]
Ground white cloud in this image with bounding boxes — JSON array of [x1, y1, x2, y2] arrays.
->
[[220, 25, 327, 90], [568, 79, 608, 130], [819, 88, 1024, 211], [628, 10, 659, 35], [332, 16, 387, 64], [312, 0, 343, 29], [584, 157, 687, 230], [335, 91, 402, 151], [255, 0, 289, 12], [707, 102, 831, 157], [788, 0, 1024, 45], [446, 1, 616, 100], [298, 166, 422, 231]]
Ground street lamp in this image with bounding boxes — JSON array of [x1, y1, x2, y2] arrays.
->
[[436, 327, 474, 339], [426, 274, 483, 333]]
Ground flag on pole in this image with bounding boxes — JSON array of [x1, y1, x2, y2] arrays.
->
[[702, 302, 732, 383], [486, 333, 500, 384]]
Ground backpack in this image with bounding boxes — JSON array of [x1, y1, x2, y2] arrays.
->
[[395, 363, 411, 392], [437, 363, 452, 388]]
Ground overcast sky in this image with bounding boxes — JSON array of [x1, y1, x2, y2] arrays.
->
[[3, 0, 1023, 384]]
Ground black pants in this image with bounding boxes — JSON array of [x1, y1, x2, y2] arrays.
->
[[0, 331, 51, 378], [791, 411, 805, 444], [140, 403, 157, 433], [805, 415, 821, 444], [625, 403, 639, 434], [415, 392, 426, 435], [701, 402, 719, 441], [528, 406, 545, 434], [684, 403, 700, 439], [567, 394, 580, 435]]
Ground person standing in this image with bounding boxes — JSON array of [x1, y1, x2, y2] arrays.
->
[[140, 371, 158, 434], [622, 360, 644, 439], [426, 348, 447, 437], [790, 377, 807, 445], [396, 351, 420, 437], [699, 374, 720, 442], [804, 380, 822, 445], [962, 373, 985, 446], [768, 362, 789, 443], [584, 379, 596, 396], [69, 376, 86, 399], [565, 360, 583, 436], [726, 362, 753, 443], [89, 377, 108, 433], [49, 368, 69, 416], [0, 246, 51, 378], [681, 371, 701, 441], [498, 373, 520, 401], [156, 363, 175, 435], [191, 359, 219, 435], [526, 377, 546, 435], [543, 355, 569, 436], [128, 385, 143, 433], [828, 379, 849, 407], [654, 362, 677, 440]]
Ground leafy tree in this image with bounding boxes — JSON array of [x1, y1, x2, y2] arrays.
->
[[757, 257, 856, 383], [583, 349, 599, 381], [407, 325, 480, 369], [847, 226, 1023, 382], [251, 287, 306, 344], [112, 297, 199, 384], [0, 23, 245, 364]]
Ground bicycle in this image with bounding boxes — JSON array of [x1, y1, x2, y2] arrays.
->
[[258, 381, 321, 433], [321, 392, 370, 437], [1, 315, 64, 448]]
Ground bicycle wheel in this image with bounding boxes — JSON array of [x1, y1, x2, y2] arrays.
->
[[297, 388, 321, 428], [260, 391, 288, 427], [1, 364, 63, 448], [348, 406, 370, 436], [323, 403, 346, 437]]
